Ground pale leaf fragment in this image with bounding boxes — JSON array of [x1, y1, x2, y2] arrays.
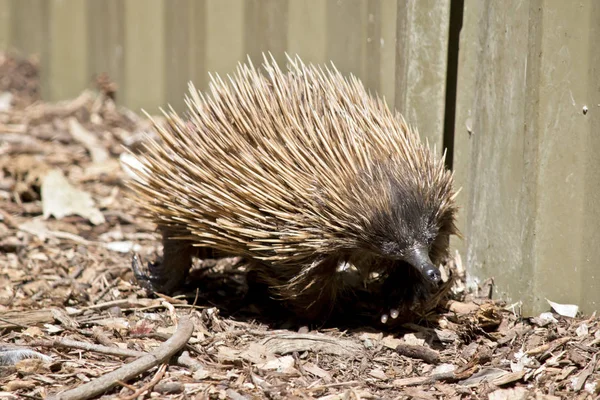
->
[[488, 387, 529, 400], [368, 368, 388, 380], [381, 335, 403, 350], [460, 368, 508, 386], [531, 312, 558, 327], [576, 323, 589, 337], [41, 169, 105, 225], [403, 333, 425, 347], [546, 299, 578, 318], [256, 355, 297, 374], [303, 362, 332, 382], [0, 92, 13, 112], [68, 117, 109, 164]]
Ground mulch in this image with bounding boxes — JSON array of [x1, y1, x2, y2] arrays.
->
[[0, 53, 598, 400]]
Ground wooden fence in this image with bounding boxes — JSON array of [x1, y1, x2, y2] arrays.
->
[[1, 0, 599, 315], [454, 0, 600, 315]]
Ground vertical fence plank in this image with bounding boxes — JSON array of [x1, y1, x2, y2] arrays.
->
[[449, 0, 480, 269], [47, 0, 88, 101], [287, 0, 326, 65], [364, 0, 398, 107], [205, 0, 245, 82], [529, 0, 600, 313], [326, 0, 368, 81], [378, 0, 397, 108], [365, 0, 381, 93], [10, 0, 48, 56], [454, 0, 541, 312], [188, 0, 207, 93], [244, 0, 289, 66], [582, 1, 600, 312], [395, 0, 450, 150], [165, 0, 191, 112], [0, 0, 10, 50], [10, 0, 49, 96], [454, 0, 600, 314], [123, 0, 165, 113], [88, 0, 125, 102]]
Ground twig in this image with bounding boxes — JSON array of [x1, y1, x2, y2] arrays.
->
[[0, 316, 29, 329], [573, 352, 598, 392], [395, 343, 440, 364], [391, 371, 458, 387], [307, 380, 361, 391], [130, 332, 204, 356], [47, 316, 194, 400], [119, 363, 167, 400], [31, 338, 146, 359], [177, 351, 205, 371], [0, 208, 19, 229], [69, 298, 159, 315]]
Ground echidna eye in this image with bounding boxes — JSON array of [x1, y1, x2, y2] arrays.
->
[[425, 234, 435, 245]]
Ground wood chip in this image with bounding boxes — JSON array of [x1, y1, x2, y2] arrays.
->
[[395, 343, 440, 364], [492, 370, 526, 386], [303, 362, 332, 382], [260, 333, 363, 357]]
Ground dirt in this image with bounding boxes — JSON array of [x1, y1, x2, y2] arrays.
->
[[0, 53, 598, 400]]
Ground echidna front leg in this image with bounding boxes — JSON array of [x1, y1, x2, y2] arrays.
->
[[133, 233, 196, 294]]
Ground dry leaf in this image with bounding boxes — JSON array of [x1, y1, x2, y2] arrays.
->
[[488, 387, 529, 400], [368, 368, 388, 380], [547, 299, 578, 318], [0, 92, 13, 111], [447, 300, 480, 314], [303, 362, 332, 382], [240, 343, 274, 364], [403, 333, 425, 347], [460, 368, 508, 386], [14, 358, 51, 374], [381, 335, 403, 350], [41, 169, 105, 225], [531, 312, 558, 327], [256, 355, 297, 374], [68, 117, 109, 164]]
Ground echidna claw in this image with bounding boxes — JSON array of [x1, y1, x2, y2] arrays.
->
[[131, 253, 163, 293], [380, 308, 400, 324]]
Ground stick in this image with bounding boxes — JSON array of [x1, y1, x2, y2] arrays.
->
[[119, 363, 168, 400], [31, 338, 146, 359], [47, 316, 193, 400], [395, 343, 440, 364]]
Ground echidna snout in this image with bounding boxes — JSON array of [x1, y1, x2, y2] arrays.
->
[[403, 247, 441, 285], [376, 236, 442, 285]]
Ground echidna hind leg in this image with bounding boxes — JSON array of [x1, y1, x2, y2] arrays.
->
[[132, 234, 196, 294]]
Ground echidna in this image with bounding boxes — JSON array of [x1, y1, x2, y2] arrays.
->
[[125, 55, 458, 324]]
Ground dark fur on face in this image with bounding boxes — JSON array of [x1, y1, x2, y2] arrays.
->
[[355, 161, 457, 266]]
